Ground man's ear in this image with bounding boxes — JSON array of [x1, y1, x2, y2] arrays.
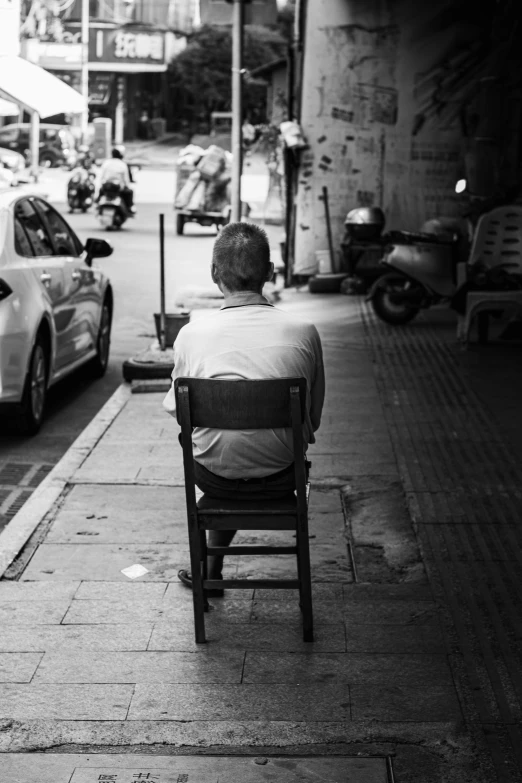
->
[[267, 261, 275, 282], [211, 263, 218, 285]]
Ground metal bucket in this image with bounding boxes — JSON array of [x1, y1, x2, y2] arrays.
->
[[154, 312, 190, 346]]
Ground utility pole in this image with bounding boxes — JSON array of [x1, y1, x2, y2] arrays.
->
[[81, 0, 89, 142], [230, 0, 244, 222]]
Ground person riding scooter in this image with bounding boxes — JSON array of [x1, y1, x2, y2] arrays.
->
[[68, 155, 96, 212], [97, 147, 135, 214]]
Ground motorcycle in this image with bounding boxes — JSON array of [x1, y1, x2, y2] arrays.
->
[[97, 180, 129, 230], [67, 169, 95, 213]]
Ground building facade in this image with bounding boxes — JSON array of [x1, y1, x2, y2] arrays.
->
[[291, 0, 522, 276], [19, 0, 196, 139]]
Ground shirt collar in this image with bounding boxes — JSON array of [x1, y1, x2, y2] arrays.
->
[[220, 291, 271, 309]]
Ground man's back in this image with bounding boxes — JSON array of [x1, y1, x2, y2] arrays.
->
[[99, 157, 129, 187], [163, 299, 324, 478]]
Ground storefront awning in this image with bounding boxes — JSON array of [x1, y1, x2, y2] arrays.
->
[[0, 98, 18, 117], [0, 55, 86, 117]]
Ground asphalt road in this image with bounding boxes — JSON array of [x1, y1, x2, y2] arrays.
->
[[0, 167, 221, 530]]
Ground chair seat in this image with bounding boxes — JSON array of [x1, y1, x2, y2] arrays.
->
[[197, 493, 298, 530], [197, 493, 297, 511]]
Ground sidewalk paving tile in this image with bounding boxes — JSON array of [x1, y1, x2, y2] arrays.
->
[[127, 683, 350, 721], [0, 582, 80, 601], [234, 547, 350, 582], [74, 582, 167, 600], [0, 653, 43, 682], [0, 601, 71, 624], [345, 624, 444, 653], [350, 684, 462, 722], [0, 624, 153, 651], [33, 650, 245, 683], [254, 582, 343, 600], [62, 597, 253, 625], [242, 652, 454, 686], [342, 600, 440, 625], [310, 454, 398, 478], [0, 683, 133, 719], [250, 599, 343, 623], [46, 485, 187, 544], [343, 584, 434, 601], [0, 753, 388, 782], [148, 621, 346, 652], [20, 544, 210, 581]]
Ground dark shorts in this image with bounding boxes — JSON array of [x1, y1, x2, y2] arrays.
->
[[179, 433, 309, 501]]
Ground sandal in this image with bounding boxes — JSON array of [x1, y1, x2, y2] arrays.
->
[[177, 569, 224, 597]]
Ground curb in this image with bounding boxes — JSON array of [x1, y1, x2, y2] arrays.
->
[[0, 384, 132, 578]]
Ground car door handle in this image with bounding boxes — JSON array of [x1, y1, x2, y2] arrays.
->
[[40, 272, 52, 285]]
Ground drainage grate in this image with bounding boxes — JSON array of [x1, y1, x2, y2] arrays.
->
[[4, 489, 34, 518], [0, 463, 32, 486], [28, 465, 53, 487]]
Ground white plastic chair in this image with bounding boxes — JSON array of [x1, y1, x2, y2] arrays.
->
[[456, 205, 522, 344]]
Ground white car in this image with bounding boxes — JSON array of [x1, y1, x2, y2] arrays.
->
[[0, 190, 114, 433]]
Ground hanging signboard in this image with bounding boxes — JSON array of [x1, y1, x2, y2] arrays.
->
[[61, 23, 168, 72], [200, 0, 278, 26]]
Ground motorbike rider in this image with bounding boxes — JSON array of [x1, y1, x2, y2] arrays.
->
[[97, 146, 136, 214]]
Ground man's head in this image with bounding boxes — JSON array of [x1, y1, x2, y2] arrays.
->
[[111, 147, 123, 159], [211, 222, 274, 294]]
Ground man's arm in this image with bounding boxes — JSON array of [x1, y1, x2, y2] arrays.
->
[[309, 327, 325, 432], [162, 336, 189, 418]]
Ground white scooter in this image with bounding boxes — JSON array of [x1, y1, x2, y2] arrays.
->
[[367, 181, 472, 324]]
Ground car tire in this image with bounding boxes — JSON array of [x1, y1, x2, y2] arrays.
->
[[176, 214, 185, 235], [122, 357, 173, 382], [90, 301, 112, 378], [19, 334, 49, 435]]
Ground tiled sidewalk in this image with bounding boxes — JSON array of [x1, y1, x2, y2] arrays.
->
[[0, 295, 491, 782], [361, 302, 522, 782]]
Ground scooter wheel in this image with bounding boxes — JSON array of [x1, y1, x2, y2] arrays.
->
[[370, 274, 420, 325]]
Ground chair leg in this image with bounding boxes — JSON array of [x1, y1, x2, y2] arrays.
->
[[187, 514, 206, 643], [296, 513, 314, 642]]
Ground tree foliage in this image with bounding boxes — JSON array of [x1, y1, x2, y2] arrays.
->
[[167, 24, 287, 133]]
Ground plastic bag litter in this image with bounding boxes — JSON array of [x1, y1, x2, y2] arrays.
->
[[197, 144, 227, 180], [177, 144, 204, 169], [186, 179, 207, 211], [175, 170, 201, 208]]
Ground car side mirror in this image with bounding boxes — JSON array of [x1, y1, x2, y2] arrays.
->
[[84, 237, 113, 267]]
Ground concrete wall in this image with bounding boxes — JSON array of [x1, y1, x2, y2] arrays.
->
[[294, 0, 480, 274]]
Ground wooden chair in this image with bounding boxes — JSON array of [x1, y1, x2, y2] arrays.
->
[[175, 377, 313, 644]]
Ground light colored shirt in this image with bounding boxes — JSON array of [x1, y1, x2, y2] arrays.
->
[[163, 292, 325, 478], [98, 158, 130, 189]]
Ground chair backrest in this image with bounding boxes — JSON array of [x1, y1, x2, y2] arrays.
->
[[469, 205, 522, 272], [174, 377, 307, 430]]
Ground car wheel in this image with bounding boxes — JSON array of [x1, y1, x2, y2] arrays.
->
[[20, 335, 49, 435], [91, 301, 112, 378]]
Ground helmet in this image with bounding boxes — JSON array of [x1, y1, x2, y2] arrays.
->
[[111, 146, 124, 159], [344, 207, 385, 240]]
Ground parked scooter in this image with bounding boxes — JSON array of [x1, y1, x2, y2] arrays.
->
[[67, 167, 96, 212], [97, 180, 129, 230]]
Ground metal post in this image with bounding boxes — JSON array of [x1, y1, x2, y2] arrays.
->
[[80, 0, 89, 143], [159, 213, 166, 351], [30, 111, 40, 182], [231, 0, 244, 223], [322, 186, 336, 273]]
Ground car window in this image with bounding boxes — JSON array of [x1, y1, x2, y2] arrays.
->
[[0, 128, 18, 143], [33, 198, 82, 257], [14, 200, 54, 257], [14, 216, 34, 257]]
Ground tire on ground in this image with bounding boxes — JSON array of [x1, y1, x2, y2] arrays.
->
[[308, 274, 348, 294]]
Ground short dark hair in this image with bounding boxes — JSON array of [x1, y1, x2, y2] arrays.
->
[[212, 222, 271, 292], [112, 148, 123, 159]]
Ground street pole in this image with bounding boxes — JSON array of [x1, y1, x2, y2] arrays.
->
[[159, 213, 166, 352], [80, 0, 89, 143], [231, 0, 244, 222]]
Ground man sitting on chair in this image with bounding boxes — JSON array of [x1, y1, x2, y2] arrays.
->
[[163, 222, 325, 596]]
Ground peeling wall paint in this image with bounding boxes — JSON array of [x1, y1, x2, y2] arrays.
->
[[294, 0, 480, 275]]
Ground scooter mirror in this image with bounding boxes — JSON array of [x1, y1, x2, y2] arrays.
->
[[455, 179, 467, 194]]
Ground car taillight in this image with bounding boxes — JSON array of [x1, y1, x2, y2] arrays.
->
[[0, 278, 13, 301]]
